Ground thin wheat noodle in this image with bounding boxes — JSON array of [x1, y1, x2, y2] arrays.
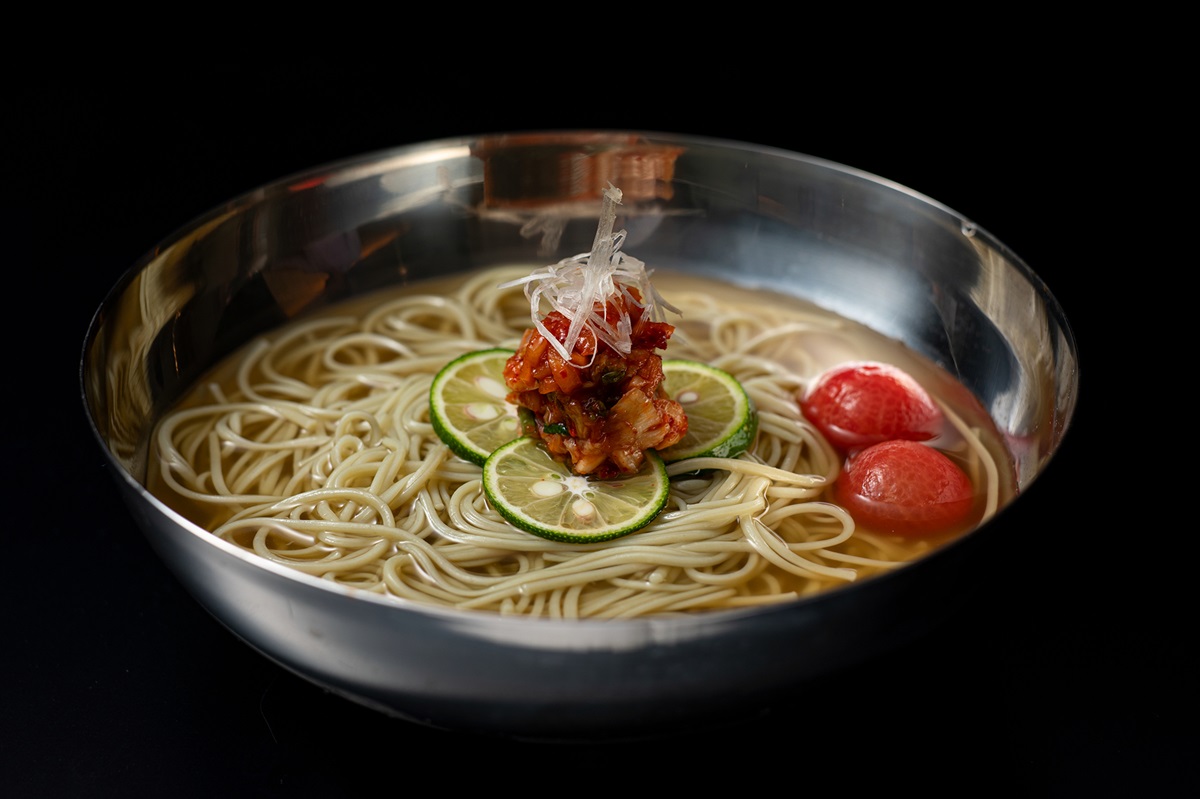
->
[[149, 265, 1006, 618]]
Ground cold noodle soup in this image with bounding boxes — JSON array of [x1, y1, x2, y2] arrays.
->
[[148, 265, 1016, 619]]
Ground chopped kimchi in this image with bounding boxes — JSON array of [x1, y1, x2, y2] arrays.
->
[[500, 185, 686, 478]]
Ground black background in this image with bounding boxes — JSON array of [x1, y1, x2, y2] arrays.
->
[[8, 51, 1190, 797]]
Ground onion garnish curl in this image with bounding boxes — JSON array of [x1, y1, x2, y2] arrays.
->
[[498, 184, 681, 366]]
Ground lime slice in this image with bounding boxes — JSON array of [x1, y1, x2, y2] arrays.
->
[[482, 437, 670, 543], [430, 348, 522, 466], [655, 359, 758, 462]]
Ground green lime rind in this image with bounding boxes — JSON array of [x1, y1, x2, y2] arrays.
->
[[655, 359, 758, 463], [429, 348, 520, 466], [482, 438, 670, 544]]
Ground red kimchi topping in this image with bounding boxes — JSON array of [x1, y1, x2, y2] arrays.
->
[[504, 289, 686, 478], [500, 184, 686, 478]]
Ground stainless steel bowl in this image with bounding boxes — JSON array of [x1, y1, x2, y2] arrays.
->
[[80, 130, 1079, 741]]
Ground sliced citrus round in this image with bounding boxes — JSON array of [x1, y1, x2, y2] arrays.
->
[[482, 437, 670, 544], [429, 348, 521, 466], [655, 359, 758, 462]]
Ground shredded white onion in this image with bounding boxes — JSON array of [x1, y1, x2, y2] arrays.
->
[[497, 184, 681, 363]]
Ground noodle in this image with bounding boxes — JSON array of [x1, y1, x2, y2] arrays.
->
[[149, 265, 1008, 618]]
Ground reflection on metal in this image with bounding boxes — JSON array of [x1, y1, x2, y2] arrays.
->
[[86, 212, 233, 476], [470, 132, 688, 253], [472, 132, 684, 208]]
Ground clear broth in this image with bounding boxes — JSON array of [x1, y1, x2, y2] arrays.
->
[[147, 266, 1017, 612]]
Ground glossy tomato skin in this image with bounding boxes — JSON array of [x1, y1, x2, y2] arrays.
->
[[800, 361, 944, 452], [834, 439, 975, 537]]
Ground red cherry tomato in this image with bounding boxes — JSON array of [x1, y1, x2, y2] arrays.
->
[[834, 439, 975, 537], [800, 361, 943, 452]]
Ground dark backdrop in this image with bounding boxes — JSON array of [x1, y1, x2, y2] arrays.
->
[[8, 55, 1188, 797]]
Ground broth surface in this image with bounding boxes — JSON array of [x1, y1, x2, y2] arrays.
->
[[147, 265, 1016, 617]]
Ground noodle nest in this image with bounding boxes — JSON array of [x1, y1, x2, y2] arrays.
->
[[152, 266, 998, 618]]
